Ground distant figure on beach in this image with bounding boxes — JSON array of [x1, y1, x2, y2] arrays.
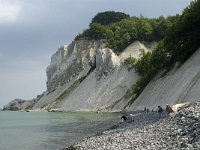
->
[[121, 114, 134, 123], [121, 115, 127, 122], [144, 107, 147, 112], [144, 107, 149, 113], [158, 106, 163, 118]]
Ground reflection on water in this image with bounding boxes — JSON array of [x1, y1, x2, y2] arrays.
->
[[0, 111, 120, 150]]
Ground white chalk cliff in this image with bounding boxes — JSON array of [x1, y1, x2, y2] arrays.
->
[[33, 40, 151, 111], [5, 38, 200, 111], [128, 48, 200, 111], [4, 38, 200, 111]]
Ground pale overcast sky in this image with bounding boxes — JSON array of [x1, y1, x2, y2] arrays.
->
[[0, 0, 192, 108]]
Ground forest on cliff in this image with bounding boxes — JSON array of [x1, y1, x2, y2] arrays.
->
[[75, 0, 200, 96]]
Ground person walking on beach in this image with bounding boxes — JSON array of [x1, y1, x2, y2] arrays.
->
[[158, 106, 163, 118], [121, 115, 127, 122], [144, 107, 147, 112]]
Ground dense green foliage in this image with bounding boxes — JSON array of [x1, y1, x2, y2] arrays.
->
[[164, 0, 200, 64], [132, 0, 200, 96], [76, 11, 176, 53], [90, 11, 130, 25], [132, 41, 171, 96], [106, 16, 176, 52]]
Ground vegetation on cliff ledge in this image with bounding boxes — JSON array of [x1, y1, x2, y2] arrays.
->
[[132, 0, 200, 96]]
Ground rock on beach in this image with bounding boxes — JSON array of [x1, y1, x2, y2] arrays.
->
[[64, 102, 200, 150]]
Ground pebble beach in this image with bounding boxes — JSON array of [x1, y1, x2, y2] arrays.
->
[[64, 102, 200, 150]]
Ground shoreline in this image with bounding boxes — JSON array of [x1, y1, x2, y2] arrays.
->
[[63, 102, 200, 150], [1, 108, 137, 113]]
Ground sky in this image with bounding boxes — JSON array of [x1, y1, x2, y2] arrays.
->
[[0, 0, 192, 108]]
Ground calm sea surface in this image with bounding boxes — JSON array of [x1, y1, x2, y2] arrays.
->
[[0, 111, 120, 150]]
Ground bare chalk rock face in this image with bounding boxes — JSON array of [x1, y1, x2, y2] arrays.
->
[[33, 40, 149, 111], [96, 48, 120, 80], [46, 40, 105, 93]]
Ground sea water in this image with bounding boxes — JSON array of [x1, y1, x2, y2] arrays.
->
[[0, 111, 120, 150]]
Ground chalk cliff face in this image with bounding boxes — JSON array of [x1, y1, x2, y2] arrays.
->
[[5, 38, 199, 111], [96, 48, 120, 80], [5, 38, 199, 112], [46, 40, 105, 93], [128, 48, 200, 111], [33, 40, 150, 111]]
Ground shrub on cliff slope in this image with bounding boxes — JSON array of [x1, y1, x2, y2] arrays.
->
[[132, 41, 171, 96], [132, 0, 200, 96]]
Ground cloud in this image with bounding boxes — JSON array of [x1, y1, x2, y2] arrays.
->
[[0, 0, 21, 23]]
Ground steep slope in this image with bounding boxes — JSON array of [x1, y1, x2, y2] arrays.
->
[[33, 40, 150, 111], [33, 39, 105, 109], [128, 48, 200, 111], [119, 41, 156, 60], [58, 48, 138, 111], [46, 39, 105, 93]]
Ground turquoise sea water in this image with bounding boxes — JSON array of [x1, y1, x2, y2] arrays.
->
[[0, 111, 120, 150]]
